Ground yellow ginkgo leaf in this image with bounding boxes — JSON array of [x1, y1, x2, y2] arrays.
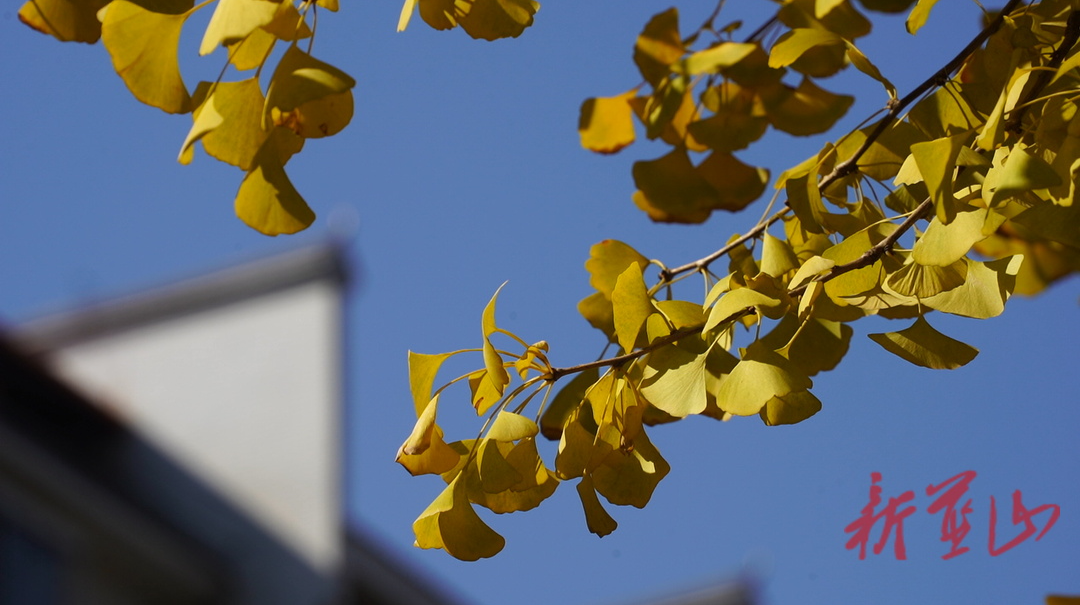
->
[[912, 206, 1007, 266], [456, 0, 539, 41], [199, 0, 279, 56], [906, 0, 940, 35], [487, 411, 539, 442], [769, 27, 843, 69], [759, 389, 822, 426], [869, 315, 978, 369], [181, 78, 275, 170], [18, 0, 110, 43], [408, 351, 456, 415], [579, 91, 638, 154], [100, 0, 191, 114], [264, 45, 357, 128], [481, 283, 510, 401], [235, 129, 315, 235], [632, 149, 720, 224], [413, 476, 505, 561], [640, 345, 708, 417], [714, 342, 812, 416], [612, 263, 655, 353], [272, 91, 354, 139], [577, 475, 618, 537], [923, 255, 1023, 319], [697, 152, 770, 213], [634, 8, 684, 86], [396, 424, 461, 476], [761, 77, 854, 136], [591, 429, 669, 508]]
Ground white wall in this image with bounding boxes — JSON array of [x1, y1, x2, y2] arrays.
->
[[41, 280, 343, 574]]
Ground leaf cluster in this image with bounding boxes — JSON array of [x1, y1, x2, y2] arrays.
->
[[401, 0, 1080, 559], [19, 0, 351, 235]]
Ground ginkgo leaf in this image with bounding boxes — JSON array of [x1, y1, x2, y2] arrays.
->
[[909, 133, 968, 224], [408, 351, 455, 415], [399, 395, 442, 457], [235, 129, 315, 235], [200, 0, 279, 56], [272, 91, 354, 139], [181, 79, 271, 170], [640, 345, 708, 417], [714, 342, 812, 416], [612, 263, 655, 352], [100, 0, 191, 114], [396, 424, 461, 476], [697, 152, 770, 213], [227, 27, 276, 71], [844, 40, 896, 98], [261, 0, 311, 41], [316, 0, 338, 10], [759, 389, 822, 426], [761, 77, 854, 136], [488, 411, 539, 442], [885, 258, 967, 298], [769, 27, 843, 69], [632, 149, 719, 224], [591, 429, 669, 508], [481, 283, 510, 399], [577, 475, 618, 537], [413, 475, 505, 561], [579, 91, 638, 154], [468, 439, 558, 513], [418, 0, 456, 30], [869, 315, 978, 369], [456, 0, 539, 41], [584, 240, 650, 297], [688, 83, 768, 153], [676, 42, 757, 75], [578, 291, 616, 343], [760, 314, 852, 376], [634, 8, 685, 86], [264, 45, 356, 129], [1012, 201, 1080, 248], [469, 369, 503, 416], [705, 287, 782, 332], [654, 300, 706, 329], [789, 255, 836, 290], [761, 232, 799, 278], [556, 406, 604, 480], [923, 255, 1023, 319], [398, 0, 418, 31], [912, 206, 1007, 266], [983, 147, 1062, 206], [18, 0, 110, 43], [477, 439, 523, 493], [906, 0, 939, 35]]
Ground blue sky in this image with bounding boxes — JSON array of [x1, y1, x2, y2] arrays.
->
[[2, 2, 1078, 604]]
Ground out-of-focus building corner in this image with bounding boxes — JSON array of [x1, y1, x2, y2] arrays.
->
[[0, 243, 757, 605]]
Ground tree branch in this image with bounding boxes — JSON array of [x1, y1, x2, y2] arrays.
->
[[660, 0, 1024, 284]]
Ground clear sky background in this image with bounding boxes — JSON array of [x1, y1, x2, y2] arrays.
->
[[1, 2, 1078, 604]]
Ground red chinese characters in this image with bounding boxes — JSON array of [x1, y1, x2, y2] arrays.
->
[[845, 471, 1060, 560]]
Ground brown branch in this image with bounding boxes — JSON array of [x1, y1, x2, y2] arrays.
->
[[550, 201, 933, 380]]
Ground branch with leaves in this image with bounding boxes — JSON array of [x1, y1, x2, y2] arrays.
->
[[398, 0, 1080, 560], [20, 0, 1080, 561]]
